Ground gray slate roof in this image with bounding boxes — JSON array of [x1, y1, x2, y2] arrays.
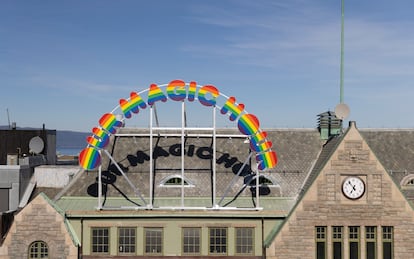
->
[[55, 126, 414, 208]]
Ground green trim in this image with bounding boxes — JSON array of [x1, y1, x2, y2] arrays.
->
[[38, 192, 81, 247]]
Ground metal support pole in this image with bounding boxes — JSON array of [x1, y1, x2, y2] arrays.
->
[[218, 152, 253, 206], [340, 0, 345, 103], [181, 101, 185, 207], [97, 161, 102, 210], [103, 149, 147, 205], [213, 106, 217, 208], [149, 106, 154, 209], [255, 165, 260, 209]]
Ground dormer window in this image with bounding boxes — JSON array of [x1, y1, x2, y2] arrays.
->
[[400, 174, 414, 189], [160, 175, 194, 187], [244, 175, 278, 187]]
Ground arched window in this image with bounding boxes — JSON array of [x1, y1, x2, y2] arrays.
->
[[28, 241, 48, 259], [160, 175, 194, 187], [401, 174, 414, 189]]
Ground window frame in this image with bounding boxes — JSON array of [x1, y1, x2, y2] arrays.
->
[[159, 175, 194, 187], [332, 226, 343, 259], [235, 227, 254, 255], [144, 227, 163, 255], [365, 226, 377, 259], [91, 227, 110, 254], [28, 240, 48, 259], [209, 227, 228, 255], [315, 226, 327, 259], [348, 226, 360, 259], [118, 227, 136, 255], [382, 226, 393, 259], [182, 227, 201, 255]]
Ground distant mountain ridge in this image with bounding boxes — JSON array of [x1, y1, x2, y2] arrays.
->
[[0, 125, 89, 149], [56, 130, 89, 149]]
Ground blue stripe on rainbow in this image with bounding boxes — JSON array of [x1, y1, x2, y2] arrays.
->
[[166, 80, 186, 101], [237, 113, 260, 136], [147, 84, 167, 106], [98, 113, 122, 134], [86, 127, 109, 148], [119, 92, 147, 118], [198, 85, 219, 107], [220, 96, 245, 121], [256, 151, 277, 170], [79, 79, 278, 171]]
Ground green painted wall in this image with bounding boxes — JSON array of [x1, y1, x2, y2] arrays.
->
[[68, 217, 283, 256]]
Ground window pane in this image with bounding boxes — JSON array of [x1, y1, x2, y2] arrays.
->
[[29, 241, 48, 259], [367, 242, 376, 259], [317, 242, 326, 259], [350, 242, 358, 259], [236, 227, 254, 255], [92, 227, 109, 254], [145, 228, 163, 254], [118, 227, 136, 254], [383, 226, 393, 259], [183, 227, 200, 254], [333, 242, 342, 259], [383, 242, 392, 259], [316, 226, 326, 259], [332, 226, 343, 259], [209, 227, 227, 254]]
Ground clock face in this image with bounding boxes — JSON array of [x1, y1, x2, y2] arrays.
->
[[342, 176, 365, 200]]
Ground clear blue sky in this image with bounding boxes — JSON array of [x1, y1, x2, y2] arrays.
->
[[1, 0, 414, 132]]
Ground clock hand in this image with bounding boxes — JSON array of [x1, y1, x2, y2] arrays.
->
[[348, 181, 357, 192]]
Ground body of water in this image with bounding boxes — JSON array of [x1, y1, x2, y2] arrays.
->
[[56, 148, 83, 156]]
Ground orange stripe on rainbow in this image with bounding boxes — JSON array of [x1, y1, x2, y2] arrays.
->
[[79, 147, 101, 170]]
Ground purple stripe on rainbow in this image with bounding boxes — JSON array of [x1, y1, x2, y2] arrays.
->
[[256, 151, 277, 170], [79, 147, 101, 170], [237, 114, 260, 136], [98, 113, 122, 134], [166, 80, 186, 101], [147, 84, 167, 106], [120, 92, 147, 118], [220, 96, 245, 121]]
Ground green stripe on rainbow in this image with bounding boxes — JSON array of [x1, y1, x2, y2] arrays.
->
[[120, 92, 147, 118], [79, 79, 278, 171], [147, 84, 167, 106], [79, 147, 101, 170], [166, 80, 186, 101], [237, 114, 260, 136]]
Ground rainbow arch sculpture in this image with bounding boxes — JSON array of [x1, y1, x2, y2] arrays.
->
[[79, 79, 277, 171]]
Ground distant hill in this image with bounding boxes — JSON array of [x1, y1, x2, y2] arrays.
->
[[56, 130, 89, 149], [0, 125, 89, 149]]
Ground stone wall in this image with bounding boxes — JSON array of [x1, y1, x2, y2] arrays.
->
[[267, 124, 414, 258], [0, 194, 78, 259]]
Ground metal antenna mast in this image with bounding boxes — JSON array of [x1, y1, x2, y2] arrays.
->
[[334, 0, 350, 120], [6, 108, 11, 129], [340, 0, 345, 103]]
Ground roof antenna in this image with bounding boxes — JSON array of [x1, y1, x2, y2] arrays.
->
[[335, 0, 350, 120], [6, 108, 11, 129]]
